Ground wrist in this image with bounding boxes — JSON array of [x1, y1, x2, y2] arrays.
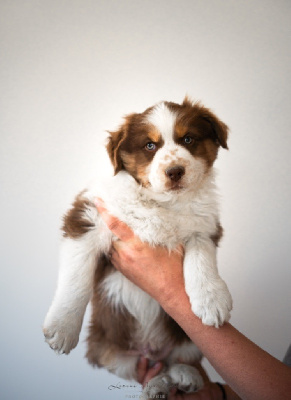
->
[[159, 288, 192, 320]]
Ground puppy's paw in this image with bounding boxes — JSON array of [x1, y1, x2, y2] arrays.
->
[[142, 374, 171, 399], [189, 280, 232, 327], [43, 309, 82, 355], [168, 364, 204, 393]]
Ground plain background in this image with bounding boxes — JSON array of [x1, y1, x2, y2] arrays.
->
[[1, 1, 290, 399]]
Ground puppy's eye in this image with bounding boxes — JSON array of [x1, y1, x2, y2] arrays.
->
[[183, 136, 193, 145], [145, 142, 156, 151]]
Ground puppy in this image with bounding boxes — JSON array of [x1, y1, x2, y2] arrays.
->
[[43, 97, 232, 399]]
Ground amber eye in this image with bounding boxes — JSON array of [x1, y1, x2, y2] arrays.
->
[[183, 136, 193, 145], [145, 142, 156, 151]]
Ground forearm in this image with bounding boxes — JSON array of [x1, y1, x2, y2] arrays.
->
[[161, 291, 291, 400], [95, 204, 291, 399]]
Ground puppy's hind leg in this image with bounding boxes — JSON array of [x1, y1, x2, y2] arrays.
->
[[165, 341, 204, 395], [167, 364, 204, 393], [43, 193, 112, 354]]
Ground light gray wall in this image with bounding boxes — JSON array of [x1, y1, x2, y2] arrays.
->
[[1, 1, 290, 399]]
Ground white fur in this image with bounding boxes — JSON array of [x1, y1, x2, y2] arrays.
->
[[141, 374, 172, 399], [102, 271, 161, 337], [147, 103, 207, 195], [142, 364, 203, 399], [168, 364, 204, 392], [43, 168, 231, 353], [94, 170, 220, 249], [43, 207, 112, 354], [148, 142, 207, 194], [184, 235, 232, 327], [102, 270, 174, 360], [107, 353, 139, 381], [43, 102, 232, 394], [147, 102, 177, 142], [167, 341, 202, 365]]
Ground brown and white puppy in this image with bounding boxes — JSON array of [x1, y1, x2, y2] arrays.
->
[[43, 98, 232, 399]]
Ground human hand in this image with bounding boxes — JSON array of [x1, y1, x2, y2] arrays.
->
[[168, 383, 226, 400], [96, 198, 186, 306], [137, 357, 225, 400], [136, 356, 164, 387]]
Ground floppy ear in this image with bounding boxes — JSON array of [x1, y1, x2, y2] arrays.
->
[[106, 114, 133, 174], [182, 96, 229, 149], [201, 110, 229, 149], [106, 128, 124, 174]]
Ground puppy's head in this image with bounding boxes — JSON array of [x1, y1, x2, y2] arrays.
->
[[107, 97, 228, 194]]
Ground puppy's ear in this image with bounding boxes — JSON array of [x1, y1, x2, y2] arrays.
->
[[106, 114, 133, 174], [182, 97, 229, 149], [106, 128, 125, 174], [201, 110, 229, 149]]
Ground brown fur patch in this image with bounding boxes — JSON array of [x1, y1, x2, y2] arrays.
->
[[112, 113, 164, 185], [147, 127, 161, 143], [86, 256, 137, 367], [86, 255, 192, 369], [211, 223, 223, 247], [175, 123, 188, 139], [107, 114, 136, 174], [168, 99, 229, 168], [62, 192, 95, 238], [120, 150, 151, 186], [193, 138, 219, 167], [107, 98, 228, 184], [167, 98, 229, 151]]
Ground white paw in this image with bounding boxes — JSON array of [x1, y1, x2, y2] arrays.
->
[[168, 364, 204, 393], [43, 308, 82, 354], [188, 279, 233, 327], [142, 374, 171, 399]]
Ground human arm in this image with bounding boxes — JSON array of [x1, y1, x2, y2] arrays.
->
[[96, 199, 291, 400]]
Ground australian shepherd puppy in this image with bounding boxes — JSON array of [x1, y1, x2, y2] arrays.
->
[[43, 97, 232, 399]]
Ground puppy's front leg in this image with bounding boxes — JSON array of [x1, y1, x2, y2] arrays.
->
[[184, 235, 232, 327]]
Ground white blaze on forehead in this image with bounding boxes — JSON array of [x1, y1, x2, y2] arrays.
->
[[144, 103, 208, 195], [147, 102, 177, 142]]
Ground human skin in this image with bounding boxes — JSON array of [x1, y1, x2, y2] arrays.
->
[[96, 199, 291, 400], [136, 356, 239, 399]]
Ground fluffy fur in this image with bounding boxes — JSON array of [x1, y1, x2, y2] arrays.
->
[[43, 98, 232, 399]]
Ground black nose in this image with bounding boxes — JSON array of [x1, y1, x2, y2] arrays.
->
[[165, 166, 185, 182]]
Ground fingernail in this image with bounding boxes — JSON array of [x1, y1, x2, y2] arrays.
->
[[153, 362, 162, 369]]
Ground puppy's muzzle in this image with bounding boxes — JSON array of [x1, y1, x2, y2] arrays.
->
[[165, 166, 185, 182]]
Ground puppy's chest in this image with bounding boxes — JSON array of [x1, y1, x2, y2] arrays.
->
[[110, 201, 216, 248]]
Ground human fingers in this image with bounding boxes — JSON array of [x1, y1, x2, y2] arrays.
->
[[95, 198, 134, 241], [142, 361, 164, 387], [109, 240, 134, 271], [136, 357, 164, 387], [136, 357, 149, 384]]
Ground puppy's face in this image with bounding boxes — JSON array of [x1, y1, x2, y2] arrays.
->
[[107, 98, 228, 194]]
